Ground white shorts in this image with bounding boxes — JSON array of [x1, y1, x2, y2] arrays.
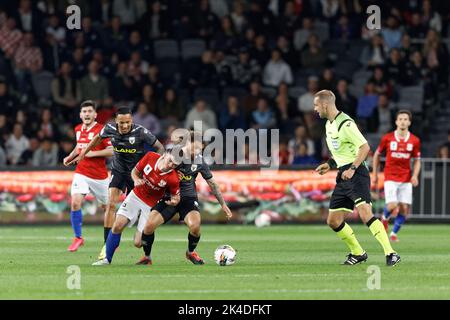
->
[[384, 181, 412, 205], [116, 190, 151, 233], [71, 173, 109, 205]]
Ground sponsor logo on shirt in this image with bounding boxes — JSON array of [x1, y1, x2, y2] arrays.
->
[[113, 147, 137, 153], [179, 173, 192, 181], [391, 152, 411, 159]]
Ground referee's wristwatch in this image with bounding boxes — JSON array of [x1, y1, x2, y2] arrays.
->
[[350, 165, 357, 171]]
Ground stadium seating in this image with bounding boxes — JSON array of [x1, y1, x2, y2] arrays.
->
[[31, 71, 54, 101], [397, 86, 424, 113], [181, 39, 207, 61], [153, 39, 179, 62]]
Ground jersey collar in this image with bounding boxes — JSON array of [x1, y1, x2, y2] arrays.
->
[[82, 121, 97, 132], [394, 130, 410, 143], [329, 111, 342, 124]]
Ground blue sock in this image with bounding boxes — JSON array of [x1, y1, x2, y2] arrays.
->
[[70, 210, 83, 238], [106, 232, 121, 263], [383, 207, 391, 219], [392, 214, 406, 234]]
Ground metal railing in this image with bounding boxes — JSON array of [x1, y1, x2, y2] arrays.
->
[[414, 158, 450, 218], [377, 158, 450, 219]]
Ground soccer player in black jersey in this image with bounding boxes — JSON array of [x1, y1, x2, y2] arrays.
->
[[69, 107, 165, 260], [137, 131, 232, 265]]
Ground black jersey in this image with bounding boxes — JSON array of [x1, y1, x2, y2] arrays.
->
[[177, 154, 213, 198], [99, 123, 157, 174]]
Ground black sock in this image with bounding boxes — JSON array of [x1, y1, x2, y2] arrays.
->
[[188, 233, 200, 253], [104, 227, 111, 243], [142, 232, 155, 257]]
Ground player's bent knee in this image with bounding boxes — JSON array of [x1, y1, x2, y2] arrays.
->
[[399, 203, 410, 215], [112, 217, 128, 234], [189, 224, 201, 236], [144, 224, 156, 235], [134, 239, 142, 248], [326, 216, 341, 229], [71, 200, 82, 211]]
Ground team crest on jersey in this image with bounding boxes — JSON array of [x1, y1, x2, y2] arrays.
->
[[129, 137, 135, 144], [331, 139, 340, 150], [88, 132, 94, 140], [390, 141, 398, 151], [191, 164, 198, 172], [407, 143, 413, 151], [158, 180, 167, 187]]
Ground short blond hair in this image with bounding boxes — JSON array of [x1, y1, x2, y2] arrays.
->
[[314, 90, 336, 104]]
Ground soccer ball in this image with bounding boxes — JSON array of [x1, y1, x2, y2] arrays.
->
[[214, 245, 236, 266]]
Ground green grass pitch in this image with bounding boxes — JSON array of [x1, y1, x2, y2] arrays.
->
[[1, 224, 450, 299]]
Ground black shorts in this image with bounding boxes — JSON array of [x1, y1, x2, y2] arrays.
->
[[153, 197, 200, 223], [109, 170, 134, 195], [329, 164, 372, 213]]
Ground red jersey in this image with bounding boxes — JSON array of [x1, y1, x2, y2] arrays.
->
[[377, 131, 421, 182], [134, 152, 180, 207], [75, 122, 112, 180]]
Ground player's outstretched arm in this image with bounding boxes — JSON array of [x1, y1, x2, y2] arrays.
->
[[206, 177, 232, 219], [411, 158, 421, 187], [153, 140, 165, 155], [372, 150, 381, 186], [85, 147, 114, 158], [68, 134, 103, 165], [63, 146, 79, 166], [342, 143, 370, 181], [131, 167, 146, 186], [315, 162, 331, 175]]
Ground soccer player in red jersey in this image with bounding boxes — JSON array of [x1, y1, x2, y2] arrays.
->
[[63, 100, 113, 251], [93, 147, 181, 265], [372, 110, 421, 242]]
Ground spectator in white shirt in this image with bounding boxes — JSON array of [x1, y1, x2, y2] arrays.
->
[[298, 76, 319, 113], [185, 99, 218, 132], [263, 49, 293, 87], [32, 138, 58, 167], [5, 123, 30, 165]]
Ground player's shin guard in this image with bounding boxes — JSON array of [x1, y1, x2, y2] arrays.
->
[[383, 207, 392, 220], [392, 214, 406, 234], [105, 232, 121, 263], [332, 223, 364, 256], [188, 233, 201, 253], [70, 209, 83, 238], [104, 227, 111, 243], [141, 232, 155, 258], [367, 217, 395, 255]]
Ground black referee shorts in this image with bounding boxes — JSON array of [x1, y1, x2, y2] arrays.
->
[[329, 163, 372, 213], [153, 197, 200, 223], [109, 170, 134, 195]]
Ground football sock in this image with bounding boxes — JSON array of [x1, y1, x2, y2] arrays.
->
[[383, 206, 392, 220], [70, 209, 82, 238], [392, 214, 406, 234], [332, 223, 364, 256], [367, 217, 395, 255], [103, 227, 111, 243], [188, 233, 201, 253], [142, 232, 155, 258], [106, 232, 121, 263]]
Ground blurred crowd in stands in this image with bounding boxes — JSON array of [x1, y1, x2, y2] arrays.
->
[[0, 0, 450, 168]]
